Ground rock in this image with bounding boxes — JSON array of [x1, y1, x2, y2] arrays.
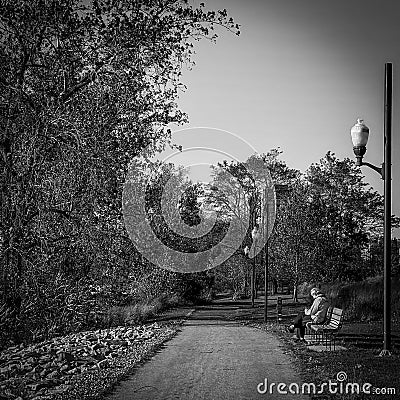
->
[[49, 384, 70, 395], [97, 359, 109, 369], [90, 343, 104, 351], [25, 351, 40, 359], [93, 353, 105, 361], [27, 380, 52, 391], [32, 365, 44, 374], [66, 367, 79, 375], [109, 339, 129, 347], [60, 364, 70, 372], [47, 370, 59, 379], [57, 351, 74, 363], [40, 369, 49, 378], [26, 356, 36, 364], [0, 366, 10, 375], [0, 322, 173, 400], [81, 356, 97, 365], [39, 355, 52, 364]]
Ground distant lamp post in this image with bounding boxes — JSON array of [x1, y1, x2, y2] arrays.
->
[[244, 245, 255, 307], [349, 62, 393, 356], [251, 226, 261, 308], [263, 197, 269, 324], [243, 246, 250, 299]]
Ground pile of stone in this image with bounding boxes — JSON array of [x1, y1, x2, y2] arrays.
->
[[0, 323, 177, 399]]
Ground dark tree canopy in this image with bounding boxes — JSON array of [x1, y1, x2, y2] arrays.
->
[[0, 0, 239, 347]]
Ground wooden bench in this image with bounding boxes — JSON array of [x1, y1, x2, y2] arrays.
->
[[306, 307, 344, 350]]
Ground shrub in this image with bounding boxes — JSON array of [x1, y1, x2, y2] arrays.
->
[[101, 293, 185, 327], [0, 273, 105, 350], [321, 276, 400, 322]]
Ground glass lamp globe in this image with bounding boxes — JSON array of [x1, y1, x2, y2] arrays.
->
[[350, 118, 370, 147]]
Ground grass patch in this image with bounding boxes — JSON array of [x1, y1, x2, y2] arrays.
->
[[248, 302, 399, 400], [102, 293, 184, 327], [269, 323, 399, 399], [240, 292, 399, 399]]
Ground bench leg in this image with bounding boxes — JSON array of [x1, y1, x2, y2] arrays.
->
[[323, 332, 335, 351], [318, 331, 323, 345], [323, 331, 329, 349]]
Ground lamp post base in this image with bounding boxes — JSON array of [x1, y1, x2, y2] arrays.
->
[[378, 349, 392, 357]]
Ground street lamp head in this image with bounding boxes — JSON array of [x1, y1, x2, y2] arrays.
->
[[350, 118, 370, 166]]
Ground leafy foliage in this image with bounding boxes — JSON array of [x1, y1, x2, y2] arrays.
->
[[207, 150, 299, 295], [304, 152, 398, 281], [209, 150, 399, 298], [270, 152, 399, 290], [179, 183, 203, 227], [0, 0, 239, 347]]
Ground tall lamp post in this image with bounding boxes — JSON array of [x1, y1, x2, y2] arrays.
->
[[243, 246, 254, 307], [264, 230, 269, 323], [262, 188, 269, 324], [251, 226, 260, 307], [350, 62, 393, 356]]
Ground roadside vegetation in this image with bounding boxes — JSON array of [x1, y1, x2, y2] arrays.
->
[[0, 0, 237, 350], [321, 276, 400, 322], [268, 321, 400, 400]]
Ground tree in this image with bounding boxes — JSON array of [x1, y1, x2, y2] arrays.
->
[[179, 183, 203, 227], [268, 179, 316, 301], [206, 150, 299, 297], [304, 152, 399, 282], [267, 151, 400, 298], [0, 0, 239, 345]]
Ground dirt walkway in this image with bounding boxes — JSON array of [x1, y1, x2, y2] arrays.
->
[[104, 303, 309, 400]]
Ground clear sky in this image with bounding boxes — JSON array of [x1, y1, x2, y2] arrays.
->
[[162, 0, 400, 236]]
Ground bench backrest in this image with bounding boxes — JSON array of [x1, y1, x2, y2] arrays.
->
[[325, 307, 343, 329], [324, 306, 333, 322]]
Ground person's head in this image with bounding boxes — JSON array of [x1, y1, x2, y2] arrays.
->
[[310, 287, 320, 298]]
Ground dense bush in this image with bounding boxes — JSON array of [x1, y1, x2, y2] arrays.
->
[[0, 0, 238, 350], [321, 276, 400, 322]]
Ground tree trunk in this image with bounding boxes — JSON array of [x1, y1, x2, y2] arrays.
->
[[243, 266, 248, 297], [293, 251, 299, 302], [292, 283, 298, 303], [270, 278, 276, 295]]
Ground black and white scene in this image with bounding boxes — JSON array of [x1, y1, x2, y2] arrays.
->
[[1, 0, 400, 399]]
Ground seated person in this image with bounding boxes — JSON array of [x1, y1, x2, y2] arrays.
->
[[286, 287, 330, 342]]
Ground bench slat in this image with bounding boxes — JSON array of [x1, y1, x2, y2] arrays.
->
[[309, 307, 343, 332]]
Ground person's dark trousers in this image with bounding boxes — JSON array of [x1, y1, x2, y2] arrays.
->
[[292, 312, 312, 338]]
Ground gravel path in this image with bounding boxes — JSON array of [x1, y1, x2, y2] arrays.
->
[[104, 311, 308, 400], [1, 299, 310, 399]]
